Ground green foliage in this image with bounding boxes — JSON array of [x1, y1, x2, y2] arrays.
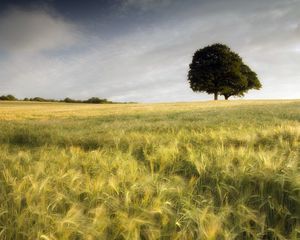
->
[[63, 97, 79, 103], [83, 97, 109, 104], [0, 101, 299, 239], [63, 97, 111, 104], [0, 94, 17, 101], [188, 43, 262, 100], [30, 97, 52, 102], [0, 95, 114, 104]]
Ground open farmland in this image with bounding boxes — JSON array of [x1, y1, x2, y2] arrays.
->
[[0, 100, 299, 239]]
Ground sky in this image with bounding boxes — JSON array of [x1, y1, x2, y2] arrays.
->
[[0, 0, 299, 102]]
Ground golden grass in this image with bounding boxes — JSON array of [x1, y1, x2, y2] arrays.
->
[[0, 100, 299, 239], [0, 100, 297, 120]]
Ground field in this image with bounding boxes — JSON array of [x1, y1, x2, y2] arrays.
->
[[0, 100, 299, 240]]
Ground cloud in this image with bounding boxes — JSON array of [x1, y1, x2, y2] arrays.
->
[[121, 0, 172, 10], [0, 7, 79, 54], [0, 0, 299, 102]]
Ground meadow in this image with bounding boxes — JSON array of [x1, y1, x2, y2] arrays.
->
[[0, 100, 299, 240]]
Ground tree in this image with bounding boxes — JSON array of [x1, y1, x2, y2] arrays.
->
[[188, 43, 261, 100], [0, 94, 17, 101], [30, 97, 47, 102], [84, 97, 108, 104], [63, 97, 78, 103]]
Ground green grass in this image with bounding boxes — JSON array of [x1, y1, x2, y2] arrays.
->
[[0, 100, 299, 239]]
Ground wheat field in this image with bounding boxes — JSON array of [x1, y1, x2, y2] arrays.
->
[[0, 100, 299, 239]]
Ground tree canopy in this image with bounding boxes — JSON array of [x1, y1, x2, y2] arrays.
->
[[0, 95, 113, 104], [0, 94, 17, 101], [188, 43, 262, 100]]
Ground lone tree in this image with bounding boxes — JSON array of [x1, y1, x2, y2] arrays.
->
[[188, 43, 261, 100]]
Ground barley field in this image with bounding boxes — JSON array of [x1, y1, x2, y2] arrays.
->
[[0, 100, 299, 240]]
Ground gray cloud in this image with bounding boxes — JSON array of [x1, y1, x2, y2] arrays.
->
[[0, 0, 299, 102], [121, 0, 172, 10], [0, 7, 79, 54]]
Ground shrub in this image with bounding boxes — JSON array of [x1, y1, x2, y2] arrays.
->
[[0, 94, 18, 101]]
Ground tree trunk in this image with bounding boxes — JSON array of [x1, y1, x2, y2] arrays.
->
[[214, 92, 218, 101], [225, 95, 229, 100]]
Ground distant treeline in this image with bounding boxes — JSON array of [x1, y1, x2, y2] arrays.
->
[[0, 94, 133, 104]]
